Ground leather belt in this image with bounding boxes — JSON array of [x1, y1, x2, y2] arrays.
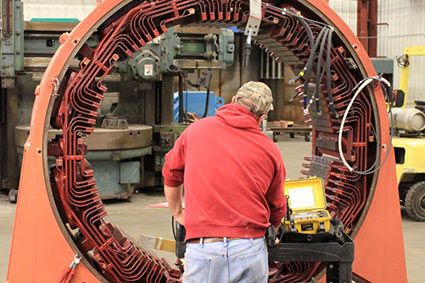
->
[[186, 237, 241, 244]]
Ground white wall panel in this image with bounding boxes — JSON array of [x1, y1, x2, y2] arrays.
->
[[378, 0, 425, 105], [330, 0, 425, 105], [22, 0, 96, 21], [328, 0, 358, 35]]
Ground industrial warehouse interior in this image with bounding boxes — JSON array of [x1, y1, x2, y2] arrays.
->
[[1, 0, 425, 282]]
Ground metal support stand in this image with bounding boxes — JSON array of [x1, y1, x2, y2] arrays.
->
[[269, 233, 354, 283]]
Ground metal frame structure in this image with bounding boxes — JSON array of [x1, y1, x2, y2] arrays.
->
[[269, 232, 354, 283], [7, 0, 407, 282], [357, 0, 378, 57], [398, 45, 425, 107]]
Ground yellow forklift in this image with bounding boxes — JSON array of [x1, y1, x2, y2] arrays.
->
[[391, 46, 425, 221]]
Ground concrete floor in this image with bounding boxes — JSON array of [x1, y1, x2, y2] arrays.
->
[[1, 138, 424, 282]]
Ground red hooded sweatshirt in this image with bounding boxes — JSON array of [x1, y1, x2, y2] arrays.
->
[[162, 103, 286, 240]]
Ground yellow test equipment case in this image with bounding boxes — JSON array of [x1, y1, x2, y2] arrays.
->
[[283, 177, 332, 234]]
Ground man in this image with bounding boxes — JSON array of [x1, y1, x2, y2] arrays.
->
[[162, 81, 286, 283]]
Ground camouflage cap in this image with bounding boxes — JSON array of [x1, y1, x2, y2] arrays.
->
[[234, 81, 274, 116]]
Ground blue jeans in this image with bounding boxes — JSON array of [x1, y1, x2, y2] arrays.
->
[[183, 238, 268, 283]]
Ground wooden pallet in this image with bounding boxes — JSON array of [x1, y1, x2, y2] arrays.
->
[[270, 125, 312, 142]]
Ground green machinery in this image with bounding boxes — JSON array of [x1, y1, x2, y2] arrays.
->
[[1, 0, 235, 201], [1, 0, 24, 195], [118, 27, 234, 80]]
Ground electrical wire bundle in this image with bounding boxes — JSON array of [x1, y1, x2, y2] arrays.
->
[[279, 9, 394, 175], [302, 24, 338, 118], [281, 8, 338, 118]]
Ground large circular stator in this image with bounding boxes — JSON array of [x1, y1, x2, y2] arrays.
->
[[7, 1, 407, 282]]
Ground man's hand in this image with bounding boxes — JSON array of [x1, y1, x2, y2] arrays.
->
[[274, 224, 281, 246], [174, 211, 185, 226]]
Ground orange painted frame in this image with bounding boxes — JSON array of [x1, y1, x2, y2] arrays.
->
[[6, 0, 407, 282]]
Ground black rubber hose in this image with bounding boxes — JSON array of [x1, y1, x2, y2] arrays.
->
[[297, 15, 317, 83], [303, 28, 327, 111], [325, 28, 338, 118], [316, 28, 330, 90], [202, 87, 211, 118], [314, 28, 329, 115], [178, 73, 185, 123], [303, 27, 327, 104], [297, 16, 315, 68]]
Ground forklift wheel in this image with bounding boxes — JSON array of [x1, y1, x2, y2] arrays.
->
[[405, 181, 425, 222], [8, 189, 18, 204]]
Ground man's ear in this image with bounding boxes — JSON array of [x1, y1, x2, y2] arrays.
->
[[231, 96, 237, 103]]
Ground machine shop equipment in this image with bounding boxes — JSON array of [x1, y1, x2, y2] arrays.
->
[[16, 92, 153, 200], [117, 26, 235, 81], [1, 0, 24, 192], [172, 90, 225, 121], [1, 8, 85, 193], [1, 0, 235, 200], [7, 0, 407, 283]]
